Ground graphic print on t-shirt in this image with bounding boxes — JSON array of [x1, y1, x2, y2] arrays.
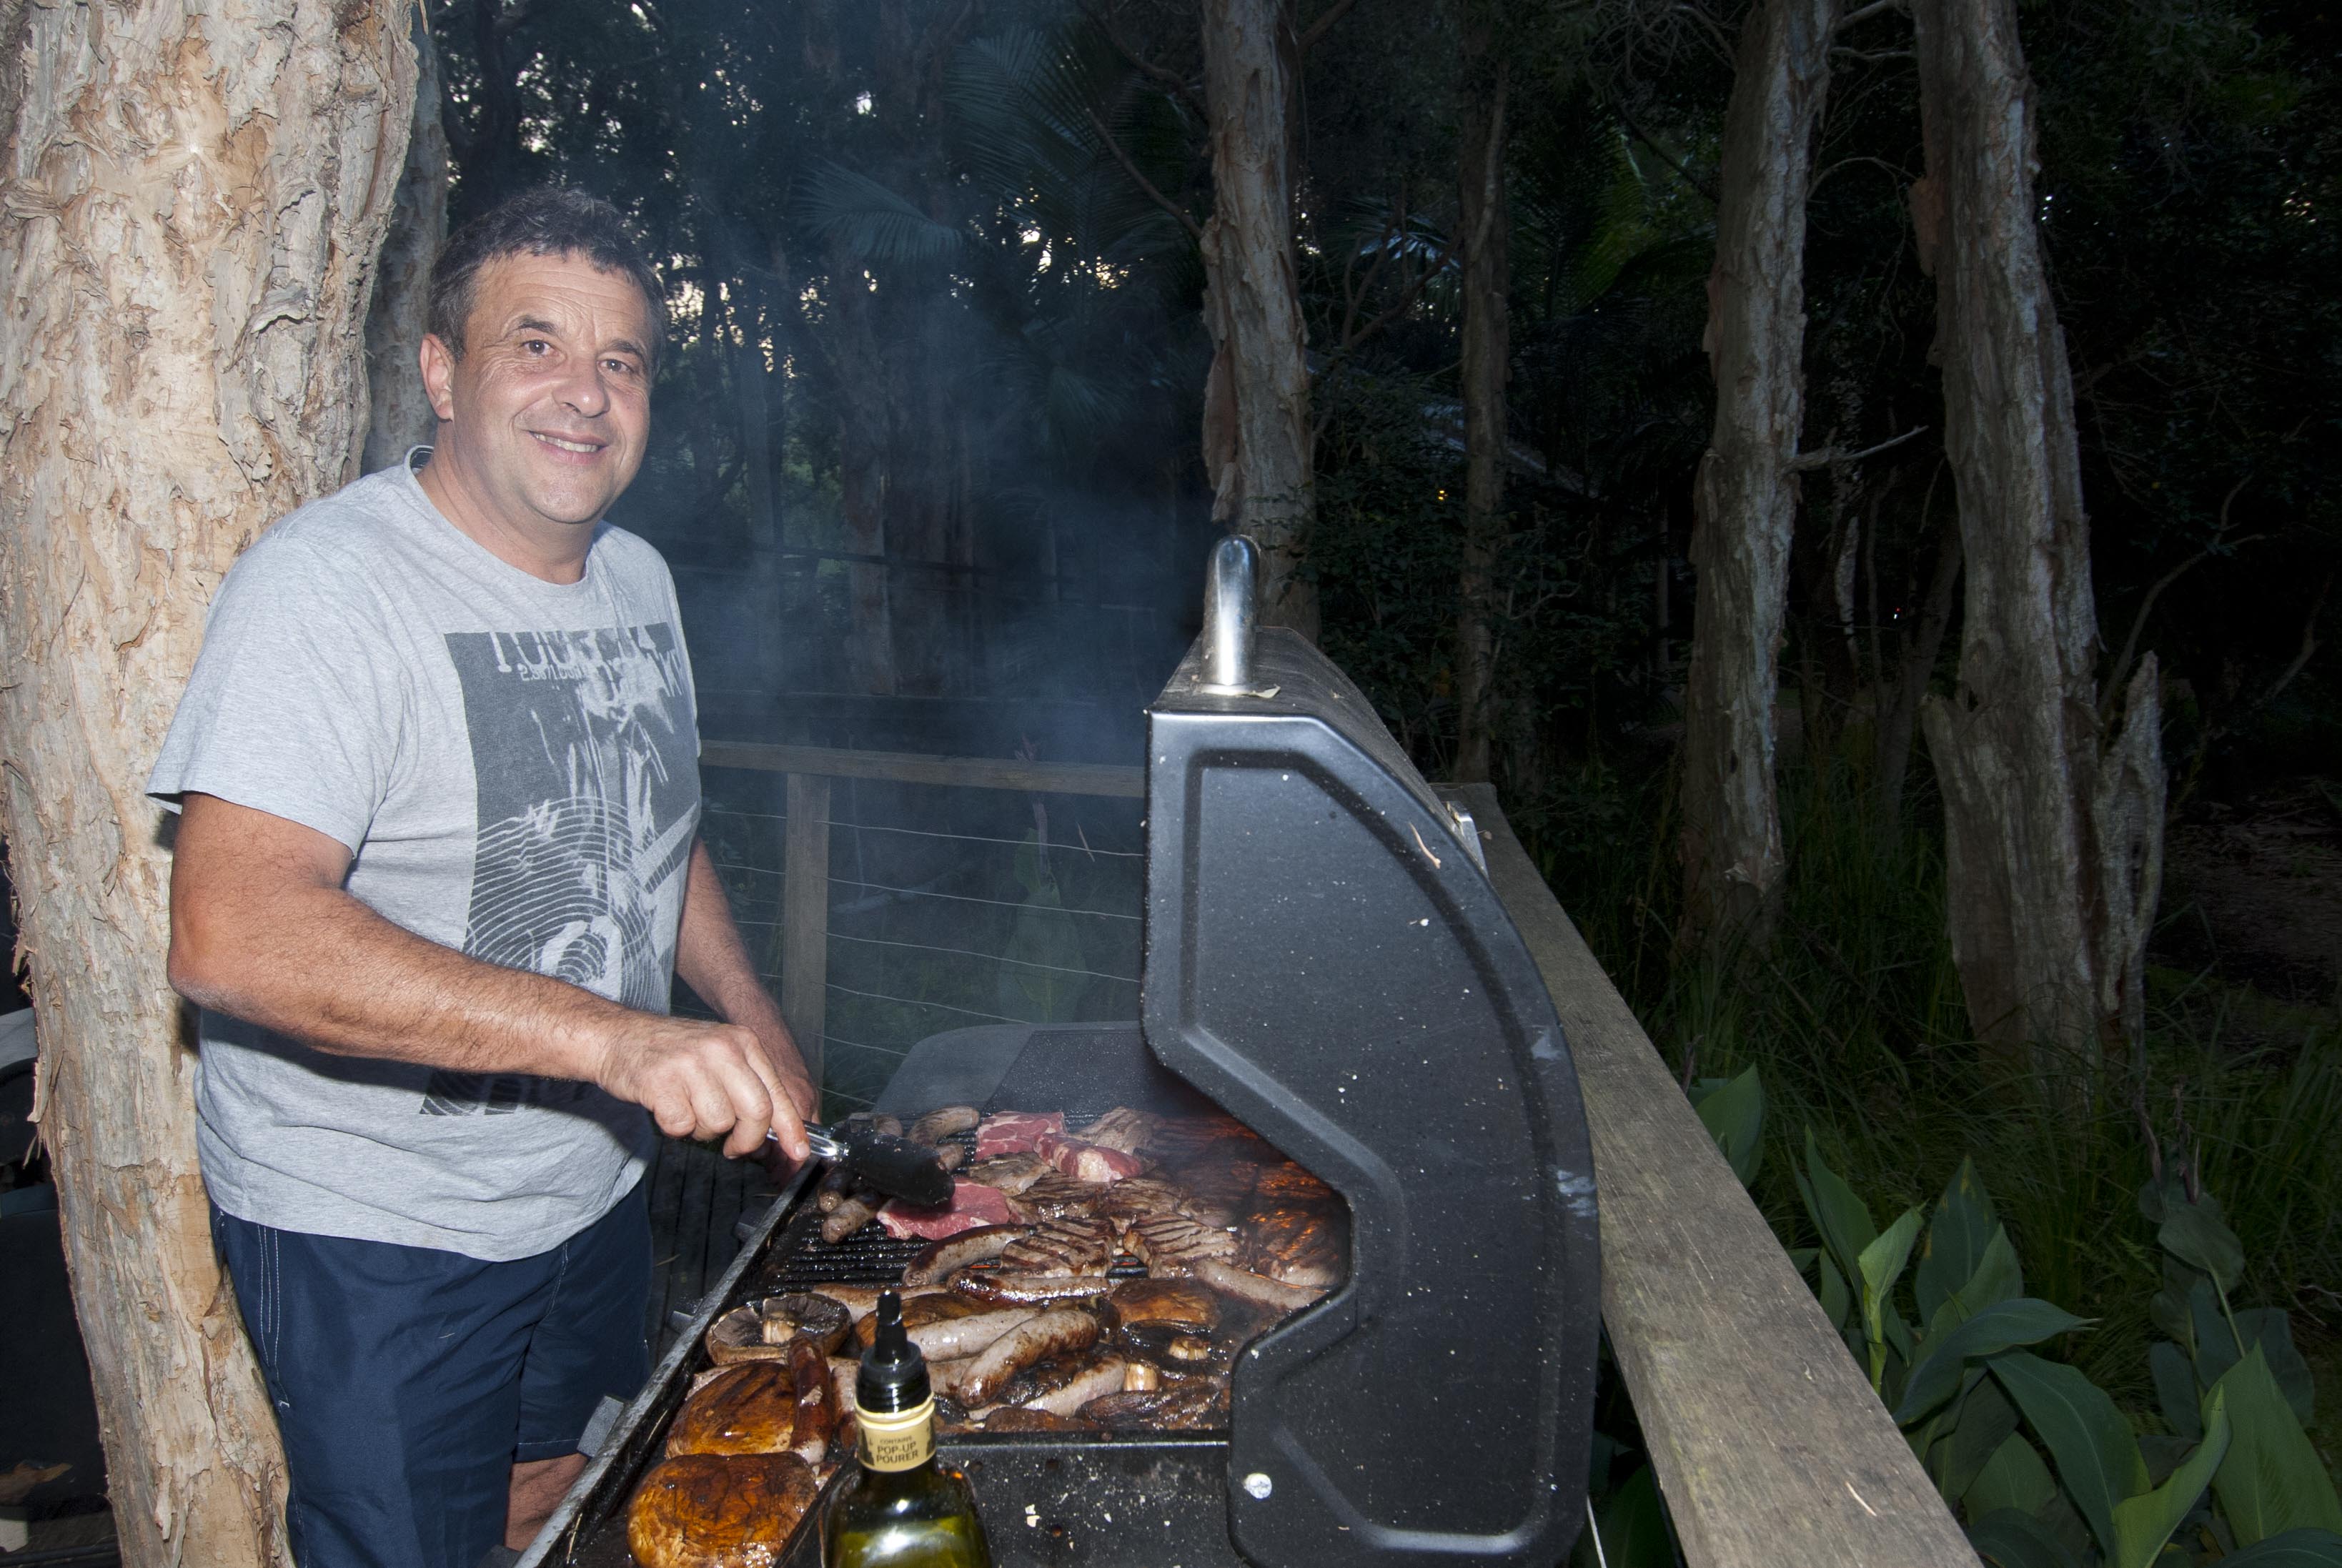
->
[[420, 620, 698, 1116]]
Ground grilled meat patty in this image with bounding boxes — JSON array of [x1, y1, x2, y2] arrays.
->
[[998, 1214, 1114, 1276], [1127, 1213, 1238, 1276], [961, 1151, 1048, 1195]]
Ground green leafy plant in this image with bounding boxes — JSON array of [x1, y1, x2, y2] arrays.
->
[[1695, 1068, 2342, 1566]]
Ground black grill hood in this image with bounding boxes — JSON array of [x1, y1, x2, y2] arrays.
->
[[1140, 539, 1600, 1568]]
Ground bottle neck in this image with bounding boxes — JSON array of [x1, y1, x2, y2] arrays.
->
[[856, 1395, 936, 1474]]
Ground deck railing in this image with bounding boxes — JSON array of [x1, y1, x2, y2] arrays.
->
[[696, 743, 1975, 1568]]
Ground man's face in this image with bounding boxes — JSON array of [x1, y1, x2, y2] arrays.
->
[[421, 250, 655, 533]]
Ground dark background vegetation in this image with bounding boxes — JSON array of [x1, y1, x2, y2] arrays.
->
[[425, 0, 2339, 1484]]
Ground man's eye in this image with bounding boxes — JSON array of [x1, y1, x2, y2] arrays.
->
[[522, 339, 551, 354], [603, 359, 638, 377]]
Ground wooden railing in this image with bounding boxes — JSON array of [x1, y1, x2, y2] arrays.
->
[[698, 744, 1975, 1567]]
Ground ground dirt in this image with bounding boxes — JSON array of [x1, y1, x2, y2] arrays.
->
[[2155, 777, 2342, 1011]]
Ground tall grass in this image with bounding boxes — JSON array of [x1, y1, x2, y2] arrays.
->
[[1516, 755, 2342, 1411]]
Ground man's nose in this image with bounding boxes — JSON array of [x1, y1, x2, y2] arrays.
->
[[555, 357, 612, 417]]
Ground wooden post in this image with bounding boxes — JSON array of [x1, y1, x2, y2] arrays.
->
[[780, 773, 832, 1093]]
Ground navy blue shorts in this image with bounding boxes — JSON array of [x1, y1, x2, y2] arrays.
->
[[210, 1185, 650, 1568]]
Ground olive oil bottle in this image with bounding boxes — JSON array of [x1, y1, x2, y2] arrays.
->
[[820, 1290, 993, 1568]]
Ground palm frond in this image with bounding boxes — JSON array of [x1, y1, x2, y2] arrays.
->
[[793, 159, 970, 268]]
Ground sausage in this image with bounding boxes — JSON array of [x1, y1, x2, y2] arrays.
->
[[951, 1271, 1116, 1306], [788, 1338, 833, 1465], [1193, 1258, 1324, 1314], [903, 1224, 1031, 1288], [909, 1106, 981, 1144], [821, 1191, 882, 1244], [946, 1309, 1101, 1406], [908, 1307, 1039, 1364], [815, 1161, 856, 1214], [1009, 1354, 1130, 1418]]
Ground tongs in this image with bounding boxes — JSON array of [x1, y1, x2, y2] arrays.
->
[[772, 1119, 955, 1208]]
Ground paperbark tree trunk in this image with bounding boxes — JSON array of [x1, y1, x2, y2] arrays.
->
[[363, 1, 447, 475], [1199, 0, 1317, 640], [0, 4, 417, 1565], [1452, 17, 1509, 785], [1678, 0, 1839, 958], [1912, 0, 2164, 1078]]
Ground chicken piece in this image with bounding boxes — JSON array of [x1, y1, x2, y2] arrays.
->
[[628, 1453, 818, 1568], [1252, 1161, 1338, 1206], [1238, 1203, 1349, 1291], [1106, 1277, 1221, 1333], [666, 1363, 797, 1457], [961, 1151, 1048, 1196], [1073, 1107, 1158, 1155]]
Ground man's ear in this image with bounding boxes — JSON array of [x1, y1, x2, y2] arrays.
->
[[419, 332, 459, 422]]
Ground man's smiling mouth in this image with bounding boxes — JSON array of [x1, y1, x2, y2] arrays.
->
[[531, 432, 602, 455]]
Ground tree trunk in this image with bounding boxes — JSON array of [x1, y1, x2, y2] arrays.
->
[[1912, 0, 2164, 1078], [1199, 0, 1317, 640], [363, 1, 447, 475], [0, 5, 417, 1564], [1677, 0, 1838, 958], [1452, 18, 1509, 785]]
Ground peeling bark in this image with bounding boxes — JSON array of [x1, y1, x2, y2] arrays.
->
[[0, 4, 417, 1564], [362, 2, 446, 475], [1679, 0, 1839, 957], [1912, 0, 2163, 1076], [1452, 17, 1509, 785], [1199, 0, 1317, 640]]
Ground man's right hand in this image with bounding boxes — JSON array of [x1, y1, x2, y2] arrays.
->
[[590, 1015, 797, 1158]]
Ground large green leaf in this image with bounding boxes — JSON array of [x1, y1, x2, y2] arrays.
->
[[2212, 1345, 2342, 1544], [1937, 1376, 2023, 1503], [1966, 1431, 2059, 1519], [1895, 1299, 2091, 1425], [2150, 1341, 2203, 1443], [2219, 1528, 2342, 1567], [2157, 1188, 2246, 1294], [2109, 1386, 2230, 1568], [1968, 1508, 2082, 1568], [1689, 1066, 1764, 1186], [1861, 1208, 1925, 1326], [1990, 1350, 2148, 1558], [1816, 1247, 1854, 1335], [1573, 1462, 1673, 1568], [1800, 1129, 1878, 1287], [2235, 1309, 2318, 1427], [1917, 1158, 2003, 1324]]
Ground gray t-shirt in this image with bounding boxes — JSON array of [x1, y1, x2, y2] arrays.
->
[[149, 460, 698, 1261]]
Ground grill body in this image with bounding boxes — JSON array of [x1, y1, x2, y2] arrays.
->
[[543, 623, 1599, 1568]]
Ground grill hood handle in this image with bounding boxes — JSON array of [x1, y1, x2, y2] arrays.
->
[[1197, 534, 1261, 695]]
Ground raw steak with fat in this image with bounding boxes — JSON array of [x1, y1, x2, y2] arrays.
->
[[878, 1180, 1027, 1240], [974, 1111, 1065, 1159]]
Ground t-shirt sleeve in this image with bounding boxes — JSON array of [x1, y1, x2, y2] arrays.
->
[[147, 535, 407, 855]]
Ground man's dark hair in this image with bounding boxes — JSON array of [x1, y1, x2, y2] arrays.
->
[[426, 187, 665, 371]]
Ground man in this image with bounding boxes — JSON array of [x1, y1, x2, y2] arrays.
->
[[149, 188, 812, 1568]]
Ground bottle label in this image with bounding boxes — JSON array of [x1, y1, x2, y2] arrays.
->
[[855, 1396, 936, 1472]]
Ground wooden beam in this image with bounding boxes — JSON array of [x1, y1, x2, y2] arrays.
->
[[703, 740, 1145, 799], [780, 773, 831, 1094], [1451, 783, 1977, 1568]]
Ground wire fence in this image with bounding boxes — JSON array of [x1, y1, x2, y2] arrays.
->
[[693, 763, 1146, 1114]]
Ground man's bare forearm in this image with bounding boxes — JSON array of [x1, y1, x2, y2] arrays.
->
[[173, 868, 625, 1081]]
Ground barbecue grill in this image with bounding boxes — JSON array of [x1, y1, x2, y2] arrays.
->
[[527, 537, 1601, 1568]]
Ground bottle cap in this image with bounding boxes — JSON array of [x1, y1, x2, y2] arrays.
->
[[856, 1289, 931, 1415]]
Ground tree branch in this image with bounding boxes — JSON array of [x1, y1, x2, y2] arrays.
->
[[1836, 0, 1905, 29], [1297, 0, 1363, 53], [2100, 522, 2266, 718], [1790, 425, 1926, 471], [1614, 104, 1719, 204], [2248, 570, 2333, 717], [1075, 0, 1204, 115], [1085, 104, 1204, 241]]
